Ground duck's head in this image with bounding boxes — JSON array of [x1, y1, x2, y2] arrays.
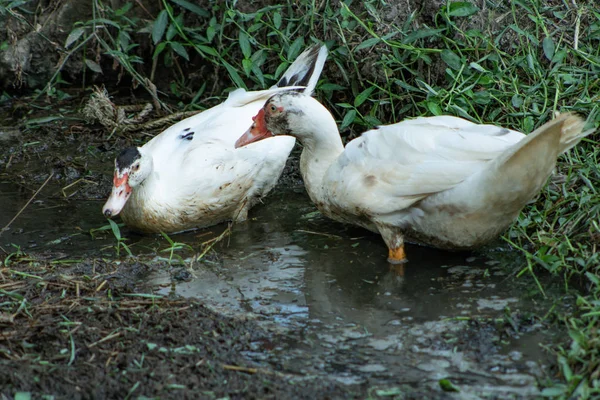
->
[[102, 146, 153, 218], [235, 92, 335, 148]]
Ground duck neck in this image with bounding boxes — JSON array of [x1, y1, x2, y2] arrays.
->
[[299, 129, 344, 205]]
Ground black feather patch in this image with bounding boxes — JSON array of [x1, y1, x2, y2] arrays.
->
[[181, 131, 194, 140], [276, 46, 319, 89], [495, 128, 511, 136], [116, 147, 141, 170]]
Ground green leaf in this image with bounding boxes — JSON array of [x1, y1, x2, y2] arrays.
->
[[115, 2, 132, 16], [447, 1, 479, 17], [206, 26, 216, 42], [108, 219, 121, 241], [0, 289, 24, 301], [427, 101, 443, 116], [287, 37, 304, 61], [585, 271, 600, 285], [118, 30, 131, 51], [170, 0, 209, 17], [239, 31, 251, 59], [25, 116, 64, 126], [250, 49, 266, 66], [274, 62, 288, 80], [449, 106, 473, 121], [402, 28, 444, 44], [439, 379, 460, 392], [251, 62, 265, 86], [509, 24, 539, 45], [166, 21, 178, 41], [355, 37, 380, 51], [14, 393, 31, 400], [363, 115, 381, 127], [472, 90, 491, 105], [65, 27, 85, 48], [194, 44, 218, 57], [469, 61, 486, 72], [511, 94, 524, 108], [440, 49, 462, 70], [84, 59, 103, 74], [242, 58, 253, 76], [395, 80, 419, 92], [340, 109, 357, 130], [170, 42, 189, 60], [319, 83, 346, 91], [222, 60, 247, 89], [542, 36, 555, 61], [558, 355, 573, 382], [477, 75, 494, 85], [153, 10, 169, 44], [551, 49, 567, 64], [87, 18, 120, 28], [417, 80, 439, 95], [523, 115, 534, 133], [354, 86, 375, 107], [153, 42, 167, 59], [273, 11, 282, 29], [248, 22, 262, 33]]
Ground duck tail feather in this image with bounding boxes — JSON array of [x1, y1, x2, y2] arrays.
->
[[554, 112, 595, 153], [454, 113, 590, 213], [273, 44, 328, 95]]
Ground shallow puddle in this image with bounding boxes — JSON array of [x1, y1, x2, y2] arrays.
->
[[0, 181, 563, 398]]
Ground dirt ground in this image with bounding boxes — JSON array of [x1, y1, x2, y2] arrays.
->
[[0, 229, 553, 400], [0, 259, 365, 400]]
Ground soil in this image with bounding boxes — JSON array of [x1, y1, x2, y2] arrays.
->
[[0, 259, 360, 400]]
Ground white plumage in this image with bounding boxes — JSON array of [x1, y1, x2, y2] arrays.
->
[[102, 45, 328, 233], [236, 92, 591, 262]]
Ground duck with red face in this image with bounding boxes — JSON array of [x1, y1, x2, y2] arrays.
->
[[101, 44, 329, 234], [235, 91, 590, 264], [102, 147, 147, 218]]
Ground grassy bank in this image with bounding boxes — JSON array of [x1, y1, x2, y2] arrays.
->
[[1, 0, 599, 397]]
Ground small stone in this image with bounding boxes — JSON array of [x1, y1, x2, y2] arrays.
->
[[357, 364, 387, 373]]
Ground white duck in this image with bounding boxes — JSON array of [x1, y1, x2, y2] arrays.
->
[[235, 92, 590, 263], [102, 45, 328, 233]]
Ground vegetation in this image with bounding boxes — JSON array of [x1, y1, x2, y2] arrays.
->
[[1, 0, 599, 397]]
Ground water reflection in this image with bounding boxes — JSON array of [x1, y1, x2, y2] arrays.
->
[[0, 181, 544, 331]]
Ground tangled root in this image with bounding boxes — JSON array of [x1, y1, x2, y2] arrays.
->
[[81, 86, 202, 134]]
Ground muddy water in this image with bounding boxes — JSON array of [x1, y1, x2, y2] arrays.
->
[[0, 181, 563, 398]]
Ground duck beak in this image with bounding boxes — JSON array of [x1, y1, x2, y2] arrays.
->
[[235, 109, 273, 148], [102, 172, 132, 218]]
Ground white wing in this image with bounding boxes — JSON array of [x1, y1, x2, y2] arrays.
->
[[325, 116, 525, 215]]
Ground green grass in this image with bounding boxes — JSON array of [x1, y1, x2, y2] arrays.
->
[[2, 0, 600, 397]]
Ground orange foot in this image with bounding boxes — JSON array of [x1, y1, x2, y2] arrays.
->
[[387, 246, 408, 264]]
